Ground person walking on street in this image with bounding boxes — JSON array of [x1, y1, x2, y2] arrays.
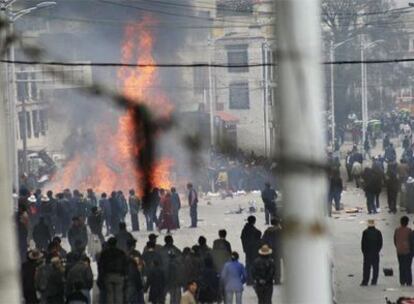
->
[[187, 183, 198, 228], [360, 219, 383, 286], [262, 218, 282, 285], [129, 189, 141, 232], [240, 215, 261, 285], [328, 169, 343, 216], [394, 216, 413, 286], [252, 245, 276, 304], [220, 251, 247, 304], [261, 183, 277, 225]]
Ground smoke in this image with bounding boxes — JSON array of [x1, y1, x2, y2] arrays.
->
[[18, 0, 208, 191]]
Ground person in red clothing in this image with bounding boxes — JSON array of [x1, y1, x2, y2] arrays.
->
[[158, 191, 175, 233], [394, 216, 412, 286]]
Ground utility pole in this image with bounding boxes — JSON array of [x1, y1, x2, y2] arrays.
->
[[275, 0, 331, 303], [208, 52, 215, 148], [262, 41, 269, 156], [361, 34, 367, 146], [0, 9, 21, 302], [329, 40, 335, 146]]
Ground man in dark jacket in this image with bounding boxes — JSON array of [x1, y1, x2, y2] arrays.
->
[[171, 187, 181, 229], [262, 218, 282, 284], [87, 206, 104, 245], [240, 215, 262, 285], [109, 191, 121, 234], [68, 217, 88, 252], [99, 192, 112, 236], [128, 189, 140, 231], [98, 237, 128, 304], [66, 255, 93, 302], [21, 250, 43, 304], [33, 217, 51, 252], [212, 229, 232, 273], [360, 219, 383, 286], [252, 245, 276, 304], [261, 183, 277, 225], [115, 222, 134, 253], [328, 169, 343, 215], [386, 170, 399, 213], [187, 183, 198, 228], [362, 168, 377, 214]]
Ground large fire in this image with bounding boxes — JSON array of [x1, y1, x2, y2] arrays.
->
[[48, 16, 174, 194]]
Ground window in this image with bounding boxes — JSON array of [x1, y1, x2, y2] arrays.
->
[[227, 45, 248, 73], [32, 110, 40, 138], [39, 109, 48, 136], [16, 72, 29, 101], [26, 112, 32, 139], [217, 0, 253, 17], [229, 82, 249, 109], [18, 112, 25, 140], [193, 66, 208, 94], [30, 72, 38, 100]]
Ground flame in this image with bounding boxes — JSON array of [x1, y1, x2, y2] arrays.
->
[[48, 16, 174, 194]]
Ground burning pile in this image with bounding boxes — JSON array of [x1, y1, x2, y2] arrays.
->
[[48, 16, 174, 193]]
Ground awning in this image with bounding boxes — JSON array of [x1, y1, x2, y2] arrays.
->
[[215, 111, 239, 123]]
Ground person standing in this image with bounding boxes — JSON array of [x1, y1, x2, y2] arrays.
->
[[171, 187, 181, 229], [328, 169, 343, 215], [262, 218, 282, 285], [394, 216, 413, 286], [99, 193, 112, 236], [240, 215, 261, 285], [360, 219, 383, 286], [87, 206, 105, 245], [220, 251, 247, 304], [252, 245, 276, 304], [128, 189, 141, 232], [98, 237, 128, 304], [66, 255, 94, 303], [212, 229, 232, 274], [115, 222, 134, 253], [33, 217, 51, 252], [261, 183, 277, 225], [187, 183, 198, 228], [68, 217, 88, 252], [386, 170, 399, 213]]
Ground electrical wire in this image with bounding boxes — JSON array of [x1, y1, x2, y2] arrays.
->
[[5, 57, 414, 67]]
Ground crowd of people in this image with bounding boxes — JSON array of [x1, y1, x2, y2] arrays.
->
[[15, 177, 281, 304], [199, 149, 277, 195]]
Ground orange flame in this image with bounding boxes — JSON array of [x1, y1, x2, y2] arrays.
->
[[48, 16, 174, 194]]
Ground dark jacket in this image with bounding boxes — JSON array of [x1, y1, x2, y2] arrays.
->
[[252, 255, 275, 286], [33, 221, 51, 250], [115, 230, 134, 253], [128, 195, 140, 215], [145, 265, 165, 303], [198, 267, 220, 302], [21, 259, 40, 303], [87, 212, 103, 235], [262, 226, 282, 258], [68, 224, 88, 250], [212, 239, 232, 273], [98, 246, 128, 277], [361, 227, 383, 256], [241, 223, 262, 257], [66, 261, 93, 294]]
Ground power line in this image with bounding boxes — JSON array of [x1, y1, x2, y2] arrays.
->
[[5, 57, 414, 67]]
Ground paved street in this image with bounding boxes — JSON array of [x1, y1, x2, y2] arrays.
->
[[58, 142, 414, 304]]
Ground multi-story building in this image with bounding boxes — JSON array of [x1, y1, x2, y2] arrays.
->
[[181, 0, 276, 156]]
